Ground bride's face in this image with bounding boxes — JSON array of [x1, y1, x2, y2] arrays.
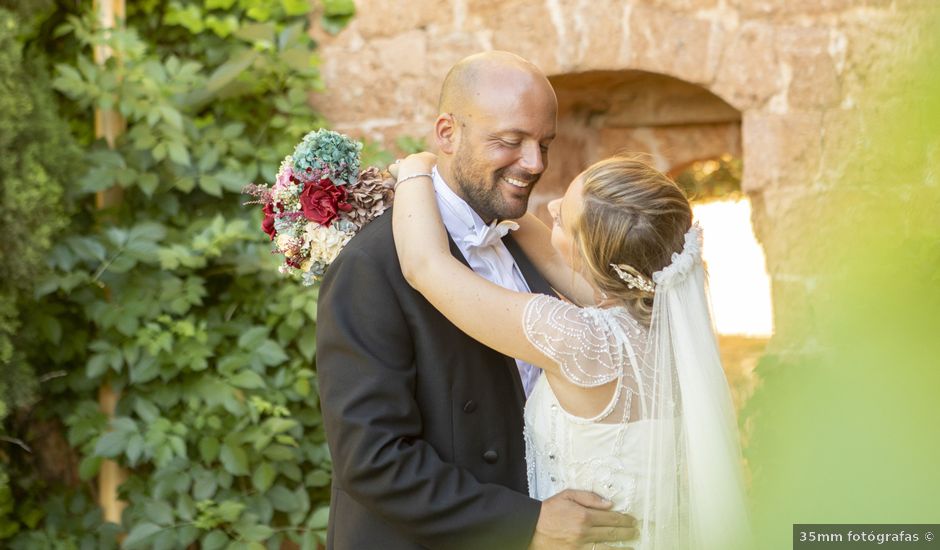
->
[[548, 173, 585, 271]]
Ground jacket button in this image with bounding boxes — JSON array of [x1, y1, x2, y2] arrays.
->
[[482, 450, 499, 464], [463, 400, 477, 413]]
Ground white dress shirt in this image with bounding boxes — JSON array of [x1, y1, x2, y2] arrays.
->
[[431, 167, 541, 397]]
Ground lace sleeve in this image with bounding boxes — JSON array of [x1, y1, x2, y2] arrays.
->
[[522, 294, 624, 387]]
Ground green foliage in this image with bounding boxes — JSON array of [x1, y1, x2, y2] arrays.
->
[[673, 153, 742, 202], [2, 1, 351, 546], [0, 7, 81, 540]]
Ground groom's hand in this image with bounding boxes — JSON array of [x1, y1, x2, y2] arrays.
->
[[529, 489, 637, 550]]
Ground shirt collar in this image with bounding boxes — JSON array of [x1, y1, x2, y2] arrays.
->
[[432, 166, 487, 240]]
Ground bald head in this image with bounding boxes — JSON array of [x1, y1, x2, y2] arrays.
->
[[438, 51, 555, 115], [433, 51, 557, 223]]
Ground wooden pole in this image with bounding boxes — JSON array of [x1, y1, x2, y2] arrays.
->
[[94, 0, 127, 526]]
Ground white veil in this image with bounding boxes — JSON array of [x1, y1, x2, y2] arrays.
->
[[640, 223, 751, 549]]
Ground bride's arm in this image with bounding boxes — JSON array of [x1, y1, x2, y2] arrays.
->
[[391, 153, 560, 376], [513, 212, 596, 306]]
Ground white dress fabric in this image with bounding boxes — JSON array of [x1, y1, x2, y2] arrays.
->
[[521, 226, 751, 550], [523, 295, 666, 549]]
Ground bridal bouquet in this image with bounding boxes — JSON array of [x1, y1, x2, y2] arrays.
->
[[244, 129, 394, 285]]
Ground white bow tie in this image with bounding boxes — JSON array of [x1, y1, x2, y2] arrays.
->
[[461, 220, 520, 251]]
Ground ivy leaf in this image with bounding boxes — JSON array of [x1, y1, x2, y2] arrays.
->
[[158, 104, 183, 130], [126, 434, 146, 464], [323, 0, 355, 17], [220, 442, 250, 476], [95, 431, 127, 458], [238, 326, 268, 349], [231, 370, 266, 389], [123, 522, 163, 549], [216, 500, 245, 522], [252, 462, 276, 493], [307, 506, 330, 529], [201, 530, 229, 550], [281, 0, 310, 16], [267, 484, 300, 512], [78, 455, 102, 481], [167, 141, 191, 166], [145, 500, 175, 526], [236, 522, 274, 542], [199, 436, 221, 463], [199, 175, 223, 197], [134, 398, 161, 423], [297, 335, 316, 362], [306, 469, 330, 488], [206, 0, 236, 9], [256, 340, 287, 366], [192, 469, 218, 500]]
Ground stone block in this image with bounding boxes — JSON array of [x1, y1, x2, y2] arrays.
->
[[728, 0, 864, 17], [741, 110, 823, 192], [347, 0, 457, 39], [374, 30, 429, 77], [777, 26, 842, 109], [713, 22, 783, 110], [478, 0, 564, 74], [572, 0, 631, 70], [628, 4, 717, 85]]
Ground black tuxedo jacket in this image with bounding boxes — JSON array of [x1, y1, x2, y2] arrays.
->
[[316, 208, 551, 549]]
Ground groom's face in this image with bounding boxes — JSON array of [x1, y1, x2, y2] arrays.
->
[[450, 78, 557, 222]]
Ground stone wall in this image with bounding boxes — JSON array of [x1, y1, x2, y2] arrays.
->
[[309, 0, 927, 345]]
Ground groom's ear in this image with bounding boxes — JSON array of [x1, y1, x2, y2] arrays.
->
[[435, 113, 458, 155]]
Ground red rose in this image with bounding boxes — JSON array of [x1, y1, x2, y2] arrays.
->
[[299, 178, 353, 226], [262, 203, 277, 240]]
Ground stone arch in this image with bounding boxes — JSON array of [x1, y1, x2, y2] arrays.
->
[[530, 69, 744, 221]]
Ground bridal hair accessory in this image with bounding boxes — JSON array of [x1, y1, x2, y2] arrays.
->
[[651, 222, 703, 288], [610, 263, 656, 293], [243, 129, 394, 285]]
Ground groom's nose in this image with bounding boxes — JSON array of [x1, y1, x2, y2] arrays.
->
[[518, 141, 545, 175]]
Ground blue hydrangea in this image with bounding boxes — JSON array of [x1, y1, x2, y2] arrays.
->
[[291, 129, 363, 186]]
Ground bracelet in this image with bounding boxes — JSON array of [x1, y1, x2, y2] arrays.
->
[[394, 172, 433, 190]]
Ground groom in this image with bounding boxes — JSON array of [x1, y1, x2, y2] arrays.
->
[[317, 51, 636, 549]]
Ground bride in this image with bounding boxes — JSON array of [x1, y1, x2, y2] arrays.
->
[[391, 152, 750, 549]]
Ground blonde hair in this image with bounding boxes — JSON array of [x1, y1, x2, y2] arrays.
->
[[572, 155, 693, 323]]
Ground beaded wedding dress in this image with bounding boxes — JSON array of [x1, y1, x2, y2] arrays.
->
[[521, 225, 751, 550]]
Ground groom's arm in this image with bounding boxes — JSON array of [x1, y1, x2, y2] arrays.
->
[[316, 244, 541, 549]]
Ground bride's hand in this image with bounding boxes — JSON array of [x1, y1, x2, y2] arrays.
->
[[389, 151, 437, 180]]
